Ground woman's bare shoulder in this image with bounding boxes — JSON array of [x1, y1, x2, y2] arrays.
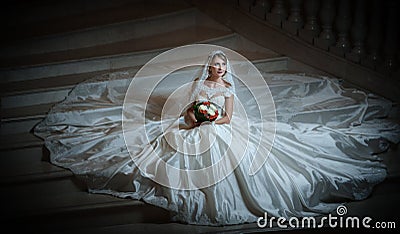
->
[[222, 79, 232, 88]]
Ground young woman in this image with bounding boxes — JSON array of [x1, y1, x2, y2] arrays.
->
[[186, 52, 233, 127]]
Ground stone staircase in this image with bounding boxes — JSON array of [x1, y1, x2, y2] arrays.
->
[[0, 1, 399, 233]]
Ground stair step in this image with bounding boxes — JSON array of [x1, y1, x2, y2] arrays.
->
[[1, 103, 53, 120], [2, 0, 144, 29], [0, 48, 161, 84], [0, 69, 107, 97], [2, 178, 118, 214], [0, 146, 69, 184], [382, 146, 400, 180], [0, 133, 43, 150], [24, 201, 170, 233], [2, 90, 69, 109], [0, 145, 73, 183], [345, 178, 400, 221], [0, 118, 43, 135], [2, 0, 190, 43], [0, 8, 232, 66], [2, 7, 200, 58], [1, 177, 173, 232], [57, 221, 261, 234], [0, 177, 170, 228], [0, 161, 73, 185], [0, 146, 44, 165], [10, 198, 170, 234]]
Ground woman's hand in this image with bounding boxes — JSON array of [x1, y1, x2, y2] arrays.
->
[[186, 106, 201, 127]]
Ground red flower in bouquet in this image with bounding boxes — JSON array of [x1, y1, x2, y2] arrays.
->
[[193, 101, 219, 122]]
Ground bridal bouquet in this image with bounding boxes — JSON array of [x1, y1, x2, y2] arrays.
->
[[193, 101, 219, 122]]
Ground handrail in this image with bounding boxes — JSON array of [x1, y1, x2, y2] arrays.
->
[[239, 0, 399, 76]]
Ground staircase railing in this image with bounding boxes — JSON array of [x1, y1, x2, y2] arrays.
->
[[238, 0, 399, 77]]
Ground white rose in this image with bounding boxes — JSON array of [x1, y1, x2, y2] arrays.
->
[[208, 109, 215, 116], [199, 105, 207, 111], [209, 104, 217, 111]]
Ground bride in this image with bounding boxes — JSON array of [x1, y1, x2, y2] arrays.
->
[[34, 45, 400, 226]]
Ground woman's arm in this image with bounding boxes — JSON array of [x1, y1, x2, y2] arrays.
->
[[215, 95, 233, 125], [187, 105, 197, 122]]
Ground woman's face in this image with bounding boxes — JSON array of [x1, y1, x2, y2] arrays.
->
[[209, 55, 227, 78]]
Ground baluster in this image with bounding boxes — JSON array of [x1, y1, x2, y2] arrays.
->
[[361, 0, 383, 70], [299, 0, 321, 44], [330, 0, 352, 57], [314, 0, 336, 51], [346, 0, 367, 63], [283, 0, 304, 35], [266, 0, 288, 27], [251, 0, 272, 20], [378, 0, 400, 74]]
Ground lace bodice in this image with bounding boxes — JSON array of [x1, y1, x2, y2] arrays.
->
[[195, 82, 232, 107]]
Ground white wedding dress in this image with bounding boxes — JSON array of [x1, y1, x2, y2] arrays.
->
[[34, 69, 400, 226]]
